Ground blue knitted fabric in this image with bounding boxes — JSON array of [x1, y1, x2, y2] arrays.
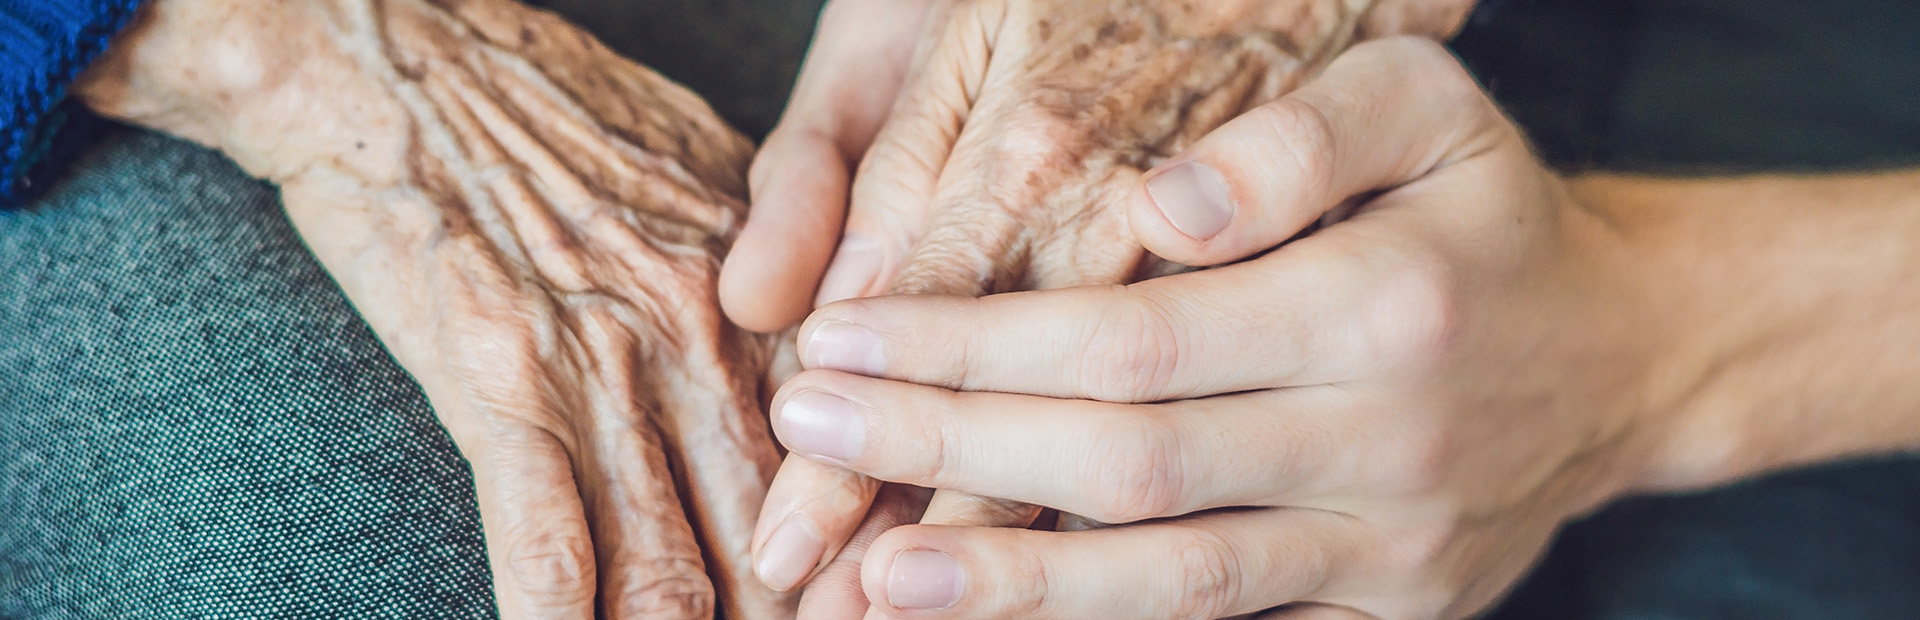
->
[[1, 0, 145, 208]]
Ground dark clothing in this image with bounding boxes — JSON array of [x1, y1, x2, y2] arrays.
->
[[0, 0, 144, 206], [3, 0, 1919, 617]]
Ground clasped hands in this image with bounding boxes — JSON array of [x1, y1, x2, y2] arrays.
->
[[730, 15, 1704, 620], [72, 0, 1721, 618]]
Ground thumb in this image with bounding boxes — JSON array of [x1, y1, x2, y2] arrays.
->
[[1128, 36, 1513, 267], [719, 0, 935, 332]]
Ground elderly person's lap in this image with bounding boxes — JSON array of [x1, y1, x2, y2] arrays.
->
[[0, 127, 493, 617]]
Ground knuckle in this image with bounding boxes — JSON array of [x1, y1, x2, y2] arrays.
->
[[1165, 531, 1241, 620], [894, 404, 959, 486], [888, 202, 1024, 299], [960, 110, 1091, 221], [893, 234, 1001, 297], [1085, 416, 1185, 523], [1382, 36, 1456, 67], [1002, 541, 1054, 618], [1081, 288, 1184, 402], [1365, 256, 1460, 365], [1374, 427, 1454, 496], [1377, 37, 1506, 139], [1398, 37, 1477, 92], [1244, 99, 1337, 199], [992, 113, 1085, 180], [1367, 585, 1455, 620], [607, 560, 716, 620], [1389, 526, 1454, 578], [505, 528, 596, 604]]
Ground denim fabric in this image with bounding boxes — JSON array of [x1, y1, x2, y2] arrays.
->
[[0, 128, 495, 619]]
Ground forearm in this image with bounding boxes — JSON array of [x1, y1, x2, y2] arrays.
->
[[1578, 170, 1920, 490]]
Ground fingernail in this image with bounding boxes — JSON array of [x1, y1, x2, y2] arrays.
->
[[888, 550, 964, 610], [776, 391, 866, 462], [754, 515, 827, 591], [816, 235, 882, 305], [1145, 160, 1235, 241], [804, 322, 885, 376]]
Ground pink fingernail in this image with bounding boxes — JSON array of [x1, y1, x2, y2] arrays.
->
[[754, 515, 827, 591], [804, 322, 886, 376], [816, 235, 882, 305], [1146, 161, 1235, 241], [888, 550, 964, 610], [776, 391, 866, 463]]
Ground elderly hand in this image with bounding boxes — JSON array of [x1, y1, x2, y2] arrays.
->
[[771, 38, 1693, 620], [78, 1, 790, 618], [723, 2, 1479, 612], [722, 0, 1477, 323]]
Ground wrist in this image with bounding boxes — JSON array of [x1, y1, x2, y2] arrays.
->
[[1573, 171, 1920, 493], [74, 0, 387, 179], [76, 0, 750, 196], [1515, 184, 1699, 506], [1570, 174, 1795, 494]]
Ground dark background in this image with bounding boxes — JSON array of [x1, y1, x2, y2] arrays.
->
[[526, 0, 1920, 172]]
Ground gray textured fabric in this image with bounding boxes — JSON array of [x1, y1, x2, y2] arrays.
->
[[0, 129, 494, 618]]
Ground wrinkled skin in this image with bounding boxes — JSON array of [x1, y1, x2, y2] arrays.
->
[[722, 1, 1477, 614], [726, 0, 1479, 326], [76, 1, 792, 618]]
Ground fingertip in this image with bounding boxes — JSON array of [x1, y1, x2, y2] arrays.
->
[[756, 513, 831, 592], [1132, 124, 1309, 268], [752, 455, 887, 597], [722, 132, 854, 333], [720, 238, 811, 333], [861, 527, 969, 616], [796, 295, 872, 342], [1129, 169, 1223, 268], [1145, 159, 1236, 243], [773, 387, 870, 466]]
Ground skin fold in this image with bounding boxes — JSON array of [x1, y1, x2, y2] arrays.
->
[[75, 1, 792, 617], [724, 1, 1475, 615]]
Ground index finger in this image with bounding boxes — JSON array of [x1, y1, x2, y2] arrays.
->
[[795, 231, 1405, 402]]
